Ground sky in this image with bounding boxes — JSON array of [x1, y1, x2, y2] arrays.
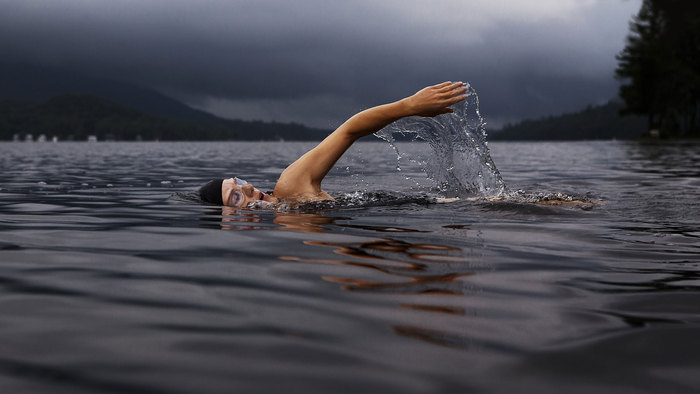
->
[[0, 0, 642, 129]]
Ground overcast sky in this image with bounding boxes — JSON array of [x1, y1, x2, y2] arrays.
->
[[0, 0, 642, 128]]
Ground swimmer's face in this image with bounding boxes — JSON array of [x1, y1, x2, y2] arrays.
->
[[222, 177, 277, 207]]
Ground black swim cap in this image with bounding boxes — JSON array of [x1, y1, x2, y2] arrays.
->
[[199, 179, 224, 205]]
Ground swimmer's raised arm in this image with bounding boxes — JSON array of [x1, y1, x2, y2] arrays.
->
[[273, 81, 468, 200]]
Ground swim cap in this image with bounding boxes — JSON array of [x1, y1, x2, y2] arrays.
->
[[199, 179, 224, 205]]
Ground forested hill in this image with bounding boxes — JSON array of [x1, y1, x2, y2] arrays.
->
[[0, 94, 330, 141], [490, 101, 647, 141], [0, 63, 218, 122]]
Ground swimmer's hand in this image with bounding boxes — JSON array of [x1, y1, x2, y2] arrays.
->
[[402, 81, 468, 117]]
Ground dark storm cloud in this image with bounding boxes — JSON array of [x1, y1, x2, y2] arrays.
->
[[0, 0, 641, 128]]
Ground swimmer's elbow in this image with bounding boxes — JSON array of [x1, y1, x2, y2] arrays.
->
[[340, 100, 411, 140], [336, 124, 365, 143], [337, 115, 383, 141]]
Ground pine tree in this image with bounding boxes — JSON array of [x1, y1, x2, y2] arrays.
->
[[616, 0, 700, 137]]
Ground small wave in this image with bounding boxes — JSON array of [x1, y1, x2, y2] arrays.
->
[[466, 190, 600, 210]]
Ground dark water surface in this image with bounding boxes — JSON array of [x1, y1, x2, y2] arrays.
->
[[1, 141, 699, 393]]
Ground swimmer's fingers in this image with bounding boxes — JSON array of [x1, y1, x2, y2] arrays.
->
[[445, 92, 468, 105], [436, 81, 463, 91], [434, 81, 466, 97], [433, 81, 454, 89], [422, 95, 466, 117], [432, 89, 468, 115], [439, 84, 468, 98]]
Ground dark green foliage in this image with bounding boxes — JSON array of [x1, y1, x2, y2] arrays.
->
[[616, 0, 700, 137], [491, 101, 646, 141], [0, 94, 330, 141]]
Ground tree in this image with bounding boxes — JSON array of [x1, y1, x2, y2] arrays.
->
[[616, 0, 700, 137]]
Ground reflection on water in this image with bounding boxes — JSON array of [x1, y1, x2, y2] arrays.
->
[[289, 239, 471, 295], [272, 212, 344, 233], [283, 234, 478, 348], [220, 206, 264, 231], [218, 208, 479, 348], [623, 141, 700, 176]]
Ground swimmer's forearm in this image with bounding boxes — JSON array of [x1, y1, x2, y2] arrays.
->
[[339, 100, 412, 140], [339, 81, 468, 140]]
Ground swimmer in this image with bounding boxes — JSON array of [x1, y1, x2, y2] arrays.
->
[[199, 81, 469, 207]]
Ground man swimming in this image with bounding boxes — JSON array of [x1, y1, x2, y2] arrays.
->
[[199, 81, 468, 207]]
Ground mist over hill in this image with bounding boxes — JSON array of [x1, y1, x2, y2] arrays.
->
[[0, 63, 330, 141]]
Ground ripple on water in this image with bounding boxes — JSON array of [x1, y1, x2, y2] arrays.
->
[[0, 141, 699, 393]]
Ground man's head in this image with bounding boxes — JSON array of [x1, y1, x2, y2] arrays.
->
[[199, 177, 275, 207]]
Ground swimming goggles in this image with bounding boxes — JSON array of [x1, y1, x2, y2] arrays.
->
[[228, 177, 249, 207]]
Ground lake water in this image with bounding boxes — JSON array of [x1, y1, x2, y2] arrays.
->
[[1, 140, 699, 393]]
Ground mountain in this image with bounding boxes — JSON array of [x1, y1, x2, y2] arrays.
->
[[0, 63, 330, 141], [0, 94, 329, 141], [1, 63, 217, 121], [490, 101, 647, 141]]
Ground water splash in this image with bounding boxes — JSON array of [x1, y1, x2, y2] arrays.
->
[[374, 83, 506, 197]]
